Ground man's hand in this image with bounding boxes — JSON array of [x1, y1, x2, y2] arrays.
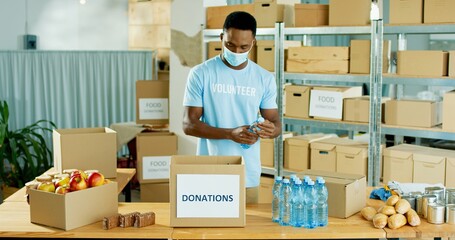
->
[[254, 119, 276, 139], [231, 126, 259, 145]]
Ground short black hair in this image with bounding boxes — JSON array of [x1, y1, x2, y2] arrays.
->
[[223, 11, 257, 37]]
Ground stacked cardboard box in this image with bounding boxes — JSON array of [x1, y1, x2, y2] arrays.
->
[[343, 96, 388, 123], [206, 4, 255, 29], [284, 84, 311, 119], [136, 80, 170, 125], [443, 90, 455, 132], [294, 4, 328, 27], [424, 0, 455, 23], [258, 176, 274, 203], [254, 0, 298, 28], [287, 46, 350, 74], [309, 86, 363, 121], [349, 40, 391, 74], [450, 51, 455, 77], [397, 51, 448, 77], [389, 0, 423, 24], [384, 99, 442, 128], [260, 132, 293, 167], [329, 0, 371, 26], [256, 40, 301, 71], [284, 134, 334, 171]]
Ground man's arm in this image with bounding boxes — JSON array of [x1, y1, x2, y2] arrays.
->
[[257, 108, 282, 139], [182, 106, 258, 145]]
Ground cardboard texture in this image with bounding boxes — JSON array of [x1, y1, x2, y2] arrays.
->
[[397, 51, 449, 77], [309, 86, 363, 120], [382, 144, 424, 183], [53, 128, 117, 178], [294, 4, 328, 27], [389, 0, 423, 24], [254, 0, 298, 28], [140, 182, 170, 202], [336, 144, 369, 177], [284, 84, 311, 119], [207, 41, 257, 62], [349, 40, 391, 74], [288, 46, 350, 61], [260, 138, 274, 167], [443, 90, 455, 132], [413, 151, 445, 184], [329, 0, 371, 26], [286, 59, 349, 74], [424, 0, 455, 23], [450, 51, 455, 77], [310, 137, 364, 172], [170, 155, 245, 227], [256, 40, 301, 71], [29, 182, 118, 230], [343, 96, 388, 123], [136, 132, 178, 183], [206, 4, 255, 29], [384, 99, 442, 128], [259, 176, 274, 203], [136, 80, 169, 125], [284, 134, 334, 171], [298, 170, 366, 218]]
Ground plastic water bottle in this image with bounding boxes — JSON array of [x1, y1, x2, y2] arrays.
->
[[279, 178, 292, 226], [316, 177, 329, 227], [304, 180, 317, 229], [240, 117, 265, 149], [272, 176, 283, 223], [289, 174, 298, 187], [291, 179, 304, 227]]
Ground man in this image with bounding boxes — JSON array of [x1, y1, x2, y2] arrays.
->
[[182, 11, 281, 203]]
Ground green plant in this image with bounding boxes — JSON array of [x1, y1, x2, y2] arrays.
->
[[0, 100, 56, 188]]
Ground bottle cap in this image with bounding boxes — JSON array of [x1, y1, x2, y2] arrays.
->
[[275, 176, 283, 181], [282, 178, 290, 184], [257, 117, 265, 123]]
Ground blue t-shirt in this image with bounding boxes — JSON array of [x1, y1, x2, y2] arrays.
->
[[183, 56, 278, 187]]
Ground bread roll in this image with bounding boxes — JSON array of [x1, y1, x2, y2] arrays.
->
[[381, 205, 396, 216], [361, 207, 377, 221], [395, 199, 411, 214], [386, 195, 400, 206], [373, 213, 388, 229], [406, 209, 421, 226], [388, 214, 407, 229]]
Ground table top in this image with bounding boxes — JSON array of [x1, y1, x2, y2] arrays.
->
[[3, 168, 136, 203]]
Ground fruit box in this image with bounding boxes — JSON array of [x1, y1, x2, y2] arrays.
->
[[29, 181, 118, 230]]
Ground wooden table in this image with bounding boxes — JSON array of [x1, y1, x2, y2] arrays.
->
[[3, 168, 136, 203]]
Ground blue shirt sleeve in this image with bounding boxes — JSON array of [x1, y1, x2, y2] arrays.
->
[[260, 74, 278, 109], [183, 67, 203, 107]]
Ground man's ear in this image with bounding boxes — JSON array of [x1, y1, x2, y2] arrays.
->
[[220, 33, 223, 42]]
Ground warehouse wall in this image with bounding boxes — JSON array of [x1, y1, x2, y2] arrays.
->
[[0, 0, 128, 50]]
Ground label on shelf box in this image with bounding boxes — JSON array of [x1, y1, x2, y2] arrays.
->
[[142, 156, 171, 180], [309, 90, 343, 119]]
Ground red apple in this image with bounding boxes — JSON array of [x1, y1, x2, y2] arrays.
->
[[55, 186, 70, 194], [69, 175, 88, 191], [87, 172, 105, 187], [70, 170, 88, 180], [37, 181, 56, 193]]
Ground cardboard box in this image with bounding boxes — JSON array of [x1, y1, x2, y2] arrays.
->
[[336, 143, 369, 177], [170, 155, 245, 227], [413, 150, 446, 184], [424, 0, 455, 23], [310, 137, 363, 172], [140, 182, 170, 202], [254, 0, 298, 28], [443, 90, 455, 132], [446, 154, 455, 187], [207, 41, 257, 62], [136, 132, 178, 183], [298, 170, 366, 218], [288, 46, 350, 61], [284, 134, 334, 171], [389, 0, 423, 24], [286, 59, 349, 74], [343, 96, 388, 123], [329, 0, 371, 26], [309, 86, 363, 121], [284, 84, 311, 119], [260, 138, 274, 167], [294, 4, 328, 27], [206, 4, 254, 29], [256, 40, 301, 71], [382, 144, 419, 183], [397, 51, 449, 77], [136, 80, 169, 125], [258, 176, 274, 203], [287, 46, 350, 74], [449, 51, 455, 77], [53, 128, 117, 178], [384, 99, 442, 128], [29, 182, 118, 230], [349, 40, 391, 74]]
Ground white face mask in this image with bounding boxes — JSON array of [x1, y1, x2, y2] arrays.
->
[[222, 42, 253, 67]]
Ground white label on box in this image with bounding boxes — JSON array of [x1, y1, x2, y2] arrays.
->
[[139, 98, 169, 120], [142, 156, 171, 179], [176, 174, 240, 218], [309, 90, 343, 119]]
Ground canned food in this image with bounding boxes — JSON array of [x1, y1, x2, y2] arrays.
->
[[416, 194, 423, 216], [425, 186, 445, 204], [447, 205, 455, 224], [422, 194, 437, 219], [446, 188, 455, 204], [402, 195, 416, 211], [427, 204, 445, 224]]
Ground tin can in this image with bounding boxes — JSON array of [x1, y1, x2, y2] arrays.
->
[[446, 188, 455, 204], [416, 194, 423, 216], [422, 194, 437, 218], [427, 204, 445, 224], [425, 186, 445, 204], [447, 205, 455, 224], [402, 195, 416, 211]]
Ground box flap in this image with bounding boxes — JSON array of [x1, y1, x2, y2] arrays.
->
[[336, 144, 368, 155], [299, 169, 365, 181], [413, 152, 445, 164], [286, 133, 331, 146], [285, 84, 311, 93], [383, 144, 419, 159]]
